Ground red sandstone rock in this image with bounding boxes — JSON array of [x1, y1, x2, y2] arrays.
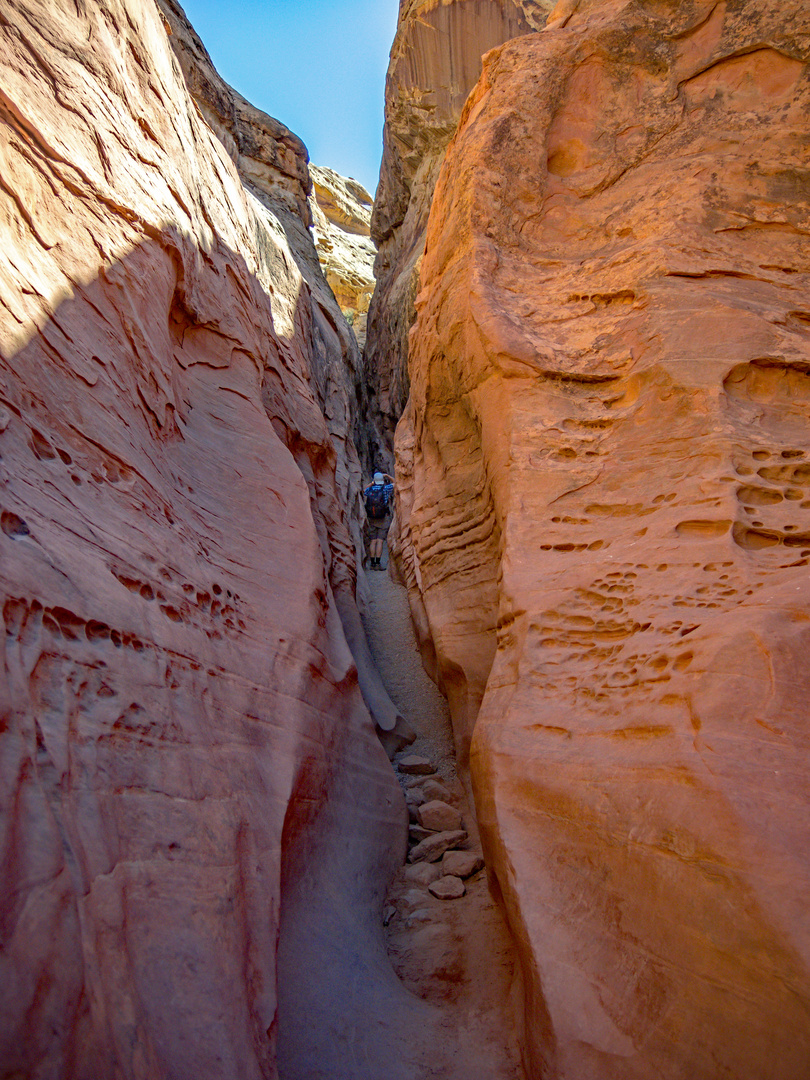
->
[[157, 0, 412, 749], [409, 824, 434, 844], [156, 0, 312, 224], [398, 753, 435, 775], [441, 851, 484, 879], [310, 165, 376, 349], [400, 1, 810, 1077], [420, 777, 456, 803], [428, 875, 466, 900], [404, 861, 444, 886], [417, 799, 463, 832], [365, 0, 554, 460]]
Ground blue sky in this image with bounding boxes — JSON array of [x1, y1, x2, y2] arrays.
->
[[178, 0, 398, 195]]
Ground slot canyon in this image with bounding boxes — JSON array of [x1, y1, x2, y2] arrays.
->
[[1, 0, 809, 1078]]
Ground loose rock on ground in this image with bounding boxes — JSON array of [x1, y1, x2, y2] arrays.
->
[[441, 851, 484, 880], [428, 875, 466, 900], [398, 754, 435, 775], [408, 829, 467, 864]]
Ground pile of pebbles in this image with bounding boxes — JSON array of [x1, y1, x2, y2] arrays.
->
[[396, 753, 484, 900]]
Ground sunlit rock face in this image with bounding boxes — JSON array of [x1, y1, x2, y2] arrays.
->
[[310, 165, 376, 349], [364, 0, 555, 461], [400, 0, 810, 1076], [0, 1, 407, 1076], [156, 0, 312, 224]]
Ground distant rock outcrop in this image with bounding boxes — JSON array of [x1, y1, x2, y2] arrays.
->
[[310, 165, 376, 349], [398, 1, 810, 1077], [364, 0, 555, 459]]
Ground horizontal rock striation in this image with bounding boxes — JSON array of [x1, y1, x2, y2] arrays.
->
[[364, 0, 554, 463], [0, 1, 410, 1077], [400, 0, 810, 1077]]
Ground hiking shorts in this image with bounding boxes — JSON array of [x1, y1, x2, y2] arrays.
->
[[368, 514, 391, 541]]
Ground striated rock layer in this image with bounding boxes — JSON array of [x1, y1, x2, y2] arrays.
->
[[309, 165, 376, 350], [399, 0, 810, 1077], [0, 1, 411, 1077], [365, 0, 554, 461]]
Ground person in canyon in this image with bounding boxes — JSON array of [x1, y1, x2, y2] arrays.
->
[[363, 470, 394, 569]]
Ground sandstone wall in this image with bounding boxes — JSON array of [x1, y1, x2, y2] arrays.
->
[[310, 165, 376, 349], [364, 0, 555, 464], [155, 0, 312, 225], [0, 1, 411, 1076], [155, 0, 409, 746], [399, 0, 810, 1076]]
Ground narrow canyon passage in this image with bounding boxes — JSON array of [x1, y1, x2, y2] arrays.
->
[[274, 555, 525, 1080], [361, 565, 525, 1079]]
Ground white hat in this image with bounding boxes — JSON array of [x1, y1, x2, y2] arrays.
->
[[373, 472, 384, 484]]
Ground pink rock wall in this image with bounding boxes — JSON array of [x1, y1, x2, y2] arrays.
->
[[399, 0, 810, 1076], [0, 2, 407, 1076]]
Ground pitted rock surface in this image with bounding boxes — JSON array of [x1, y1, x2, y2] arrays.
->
[[398, 1, 810, 1077]]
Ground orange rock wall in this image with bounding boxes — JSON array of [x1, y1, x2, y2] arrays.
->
[[365, 0, 553, 461], [399, 1, 810, 1076], [0, 2, 407, 1076]]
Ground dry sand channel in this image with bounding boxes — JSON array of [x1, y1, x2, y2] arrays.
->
[[360, 563, 524, 1079]]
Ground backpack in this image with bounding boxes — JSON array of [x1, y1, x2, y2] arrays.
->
[[365, 484, 389, 520]]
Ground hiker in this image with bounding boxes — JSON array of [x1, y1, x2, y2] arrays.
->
[[363, 470, 394, 570]]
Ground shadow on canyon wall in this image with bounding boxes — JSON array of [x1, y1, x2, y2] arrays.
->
[[0, 226, 479, 1080]]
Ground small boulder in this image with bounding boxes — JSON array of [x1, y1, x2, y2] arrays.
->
[[428, 875, 466, 900], [442, 850, 484, 879], [407, 829, 467, 864], [404, 862, 443, 886], [409, 824, 432, 843], [417, 799, 462, 832], [398, 754, 435, 775], [421, 778, 455, 803]]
